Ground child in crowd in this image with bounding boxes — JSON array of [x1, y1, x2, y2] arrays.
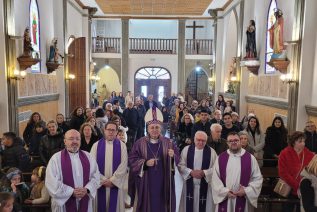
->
[[0, 192, 14, 212], [0, 168, 29, 212], [29, 121, 46, 157], [24, 166, 49, 207], [117, 127, 128, 144]]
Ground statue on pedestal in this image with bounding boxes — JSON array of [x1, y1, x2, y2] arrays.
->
[[245, 20, 257, 59], [48, 38, 64, 63], [268, 8, 286, 59], [23, 28, 34, 57]]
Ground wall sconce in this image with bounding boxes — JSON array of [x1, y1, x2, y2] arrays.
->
[[10, 70, 26, 80], [66, 73, 75, 80], [280, 73, 296, 84]]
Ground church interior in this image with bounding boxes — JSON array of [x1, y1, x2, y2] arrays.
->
[[1, 0, 317, 211]]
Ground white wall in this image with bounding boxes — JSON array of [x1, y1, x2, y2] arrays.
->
[[67, 1, 83, 38], [128, 54, 178, 94], [93, 19, 121, 37], [0, 0, 9, 133], [130, 20, 178, 39]]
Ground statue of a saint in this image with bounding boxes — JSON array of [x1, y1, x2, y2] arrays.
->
[[245, 20, 257, 59], [268, 8, 286, 59], [23, 28, 34, 57], [48, 38, 64, 63]]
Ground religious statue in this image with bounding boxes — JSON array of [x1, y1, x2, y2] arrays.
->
[[245, 20, 257, 59], [32, 13, 37, 45], [48, 38, 64, 63], [268, 8, 286, 59], [23, 28, 34, 57]]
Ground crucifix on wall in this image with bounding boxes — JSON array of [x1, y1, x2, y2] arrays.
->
[[186, 21, 204, 40]]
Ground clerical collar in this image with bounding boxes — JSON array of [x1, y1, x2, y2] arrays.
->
[[67, 150, 79, 154], [228, 148, 245, 156], [106, 140, 113, 143], [150, 138, 159, 144]]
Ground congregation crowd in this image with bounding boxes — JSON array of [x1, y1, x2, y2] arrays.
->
[[0, 91, 317, 212]]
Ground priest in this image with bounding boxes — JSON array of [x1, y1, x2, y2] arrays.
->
[[45, 129, 100, 212], [212, 132, 263, 212], [128, 107, 180, 212], [178, 131, 217, 212], [90, 121, 128, 212]]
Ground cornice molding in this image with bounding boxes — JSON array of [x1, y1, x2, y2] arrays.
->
[[245, 95, 288, 110], [18, 94, 59, 107]]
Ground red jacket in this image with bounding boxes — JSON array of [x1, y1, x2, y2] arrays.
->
[[278, 146, 314, 196]]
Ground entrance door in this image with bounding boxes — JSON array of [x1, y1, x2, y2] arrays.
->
[[134, 67, 171, 104], [185, 69, 208, 103]]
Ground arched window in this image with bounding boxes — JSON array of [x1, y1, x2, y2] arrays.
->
[[265, 0, 277, 74], [135, 67, 170, 79], [29, 0, 40, 72]]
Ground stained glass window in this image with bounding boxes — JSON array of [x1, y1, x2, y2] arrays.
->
[[265, 0, 277, 74], [135, 67, 170, 79], [29, 0, 40, 72]]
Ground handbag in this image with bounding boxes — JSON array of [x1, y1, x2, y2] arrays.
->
[[274, 152, 305, 197]]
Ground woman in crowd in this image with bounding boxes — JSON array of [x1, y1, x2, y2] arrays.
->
[[263, 116, 288, 167], [278, 131, 314, 212], [177, 113, 194, 151], [39, 120, 64, 165], [24, 166, 50, 209], [55, 113, 69, 135], [198, 99, 211, 114], [0, 168, 29, 212], [177, 102, 186, 127], [300, 155, 317, 212], [84, 108, 93, 121], [304, 120, 317, 153], [118, 92, 125, 109], [110, 91, 118, 104], [95, 108, 108, 135], [29, 121, 46, 157], [69, 107, 85, 131], [215, 94, 226, 113], [0, 192, 14, 212], [244, 116, 265, 167], [239, 131, 255, 155], [79, 123, 99, 152], [23, 112, 44, 146], [86, 117, 103, 139]]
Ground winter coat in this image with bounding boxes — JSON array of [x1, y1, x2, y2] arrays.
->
[[39, 132, 64, 164]]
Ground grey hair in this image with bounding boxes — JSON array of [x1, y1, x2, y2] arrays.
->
[[195, 131, 208, 141], [238, 131, 248, 136], [210, 123, 222, 132]]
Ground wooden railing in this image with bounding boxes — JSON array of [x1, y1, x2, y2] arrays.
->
[[186, 39, 213, 55], [129, 38, 177, 54], [92, 37, 121, 53]]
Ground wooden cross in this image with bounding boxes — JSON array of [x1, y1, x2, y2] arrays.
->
[[200, 196, 207, 205], [186, 21, 204, 40], [186, 194, 193, 201]]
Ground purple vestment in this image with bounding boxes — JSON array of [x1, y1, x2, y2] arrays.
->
[[218, 151, 251, 212], [128, 136, 180, 212]]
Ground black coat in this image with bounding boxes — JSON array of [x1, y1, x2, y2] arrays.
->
[[69, 115, 85, 131], [221, 125, 241, 139], [144, 100, 158, 111], [123, 108, 140, 133], [191, 121, 212, 140], [207, 137, 228, 155], [39, 132, 64, 164], [1, 138, 30, 171], [80, 135, 99, 152], [305, 131, 317, 153], [29, 130, 46, 156], [58, 122, 70, 134]]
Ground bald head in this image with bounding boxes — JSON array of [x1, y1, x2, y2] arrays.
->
[[64, 130, 81, 153]]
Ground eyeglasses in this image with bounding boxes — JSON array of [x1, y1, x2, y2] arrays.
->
[[105, 129, 117, 132], [66, 137, 80, 141], [228, 139, 240, 143]]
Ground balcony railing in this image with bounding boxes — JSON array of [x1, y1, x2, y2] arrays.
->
[[129, 38, 177, 54], [186, 39, 213, 55], [92, 37, 121, 53]]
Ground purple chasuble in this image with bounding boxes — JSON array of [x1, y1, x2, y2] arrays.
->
[[218, 151, 251, 212], [96, 138, 121, 212], [186, 145, 211, 212], [61, 149, 90, 212]]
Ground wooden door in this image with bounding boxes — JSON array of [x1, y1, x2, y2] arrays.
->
[[68, 37, 86, 113]]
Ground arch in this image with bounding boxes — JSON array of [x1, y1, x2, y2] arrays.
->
[[265, 0, 278, 74], [29, 0, 41, 72], [134, 67, 171, 103], [185, 67, 209, 103]]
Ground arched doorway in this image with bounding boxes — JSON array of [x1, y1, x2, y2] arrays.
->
[[134, 67, 171, 104], [185, 68, 208, 103]]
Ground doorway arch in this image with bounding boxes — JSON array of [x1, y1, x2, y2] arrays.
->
[[185, 67, 209, 103], [134, 67, 171, 104]]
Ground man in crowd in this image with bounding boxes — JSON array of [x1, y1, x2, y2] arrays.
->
[[231, 112, 244, 131], [179, 131, 217, 212], [212, 132, 263, 212], [191, 109, 212, 141], [135, 97, 146, 139], [221, 113, 240, 139], [129, 107, 180, 212], [90, 121, 128, 212], [208, 124, 228, 155], [45, 129, 100, 212], [123, 101, 140, 151], [304, 120, 317, 153], [144, 94, 158, 111], [210, 110, 224, 125], [189, 100, 199, 116]]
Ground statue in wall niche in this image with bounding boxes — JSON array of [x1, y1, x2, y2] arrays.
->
[[23, 28, 34, 57], [268, 8, 286, 59], [48, 38, 64, 63], [245, 20, 257, 59]]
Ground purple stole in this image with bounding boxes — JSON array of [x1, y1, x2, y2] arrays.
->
[[96, 138, 121, 212], [186, 145, 211, 212], [218, 151, 251, 212], [61, 149, 90, 212]]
